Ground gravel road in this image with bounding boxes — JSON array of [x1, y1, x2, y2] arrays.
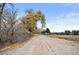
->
[[1, 35, 79, 55]]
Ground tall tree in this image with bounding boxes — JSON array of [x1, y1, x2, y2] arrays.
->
[[35, 11, 46, 29], [0, 4, 6, 40], [22, 9, 37, 33], [0, 3, 13, 30], [22, 9, 46, 33], [0, 3, 14, 42]]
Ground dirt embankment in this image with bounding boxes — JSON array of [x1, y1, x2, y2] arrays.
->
[[49, 35, 79, 44]]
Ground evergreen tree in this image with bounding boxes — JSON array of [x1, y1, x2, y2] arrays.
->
[[46, 28, 50, 33]]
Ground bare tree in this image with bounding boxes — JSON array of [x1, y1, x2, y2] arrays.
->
[[1, 6, 18, 42], [0, 3, 13, 42]]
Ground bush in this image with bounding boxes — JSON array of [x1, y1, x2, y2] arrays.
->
[[72, 30, 79, 35], [65, 30, 70, 35]]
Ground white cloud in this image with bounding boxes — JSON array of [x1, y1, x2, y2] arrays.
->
[[46, 12, 79, 32]]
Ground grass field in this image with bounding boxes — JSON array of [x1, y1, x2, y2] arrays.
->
[[49, 35, 79, 44]]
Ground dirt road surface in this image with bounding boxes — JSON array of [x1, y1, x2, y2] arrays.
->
[[1, 35, 79, 55]]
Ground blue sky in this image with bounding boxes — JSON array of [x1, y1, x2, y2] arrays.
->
[[7, 3, 79, 32]]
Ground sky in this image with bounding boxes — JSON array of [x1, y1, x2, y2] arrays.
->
[[7, 3, 79, 32]]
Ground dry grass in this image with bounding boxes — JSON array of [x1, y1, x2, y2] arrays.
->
[[49, 35, 79, 44], [0, 35, 33, 53]]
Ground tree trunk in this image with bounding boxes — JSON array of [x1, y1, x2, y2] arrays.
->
[[0, 3, 6, 41]]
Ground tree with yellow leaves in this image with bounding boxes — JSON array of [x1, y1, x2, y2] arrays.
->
[[22, 9, 46, 33]]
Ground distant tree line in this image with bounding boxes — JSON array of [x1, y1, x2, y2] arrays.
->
[[50, 30, 79, 35], [42, 28, 79, 35], [38, 27, 79, 35]]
